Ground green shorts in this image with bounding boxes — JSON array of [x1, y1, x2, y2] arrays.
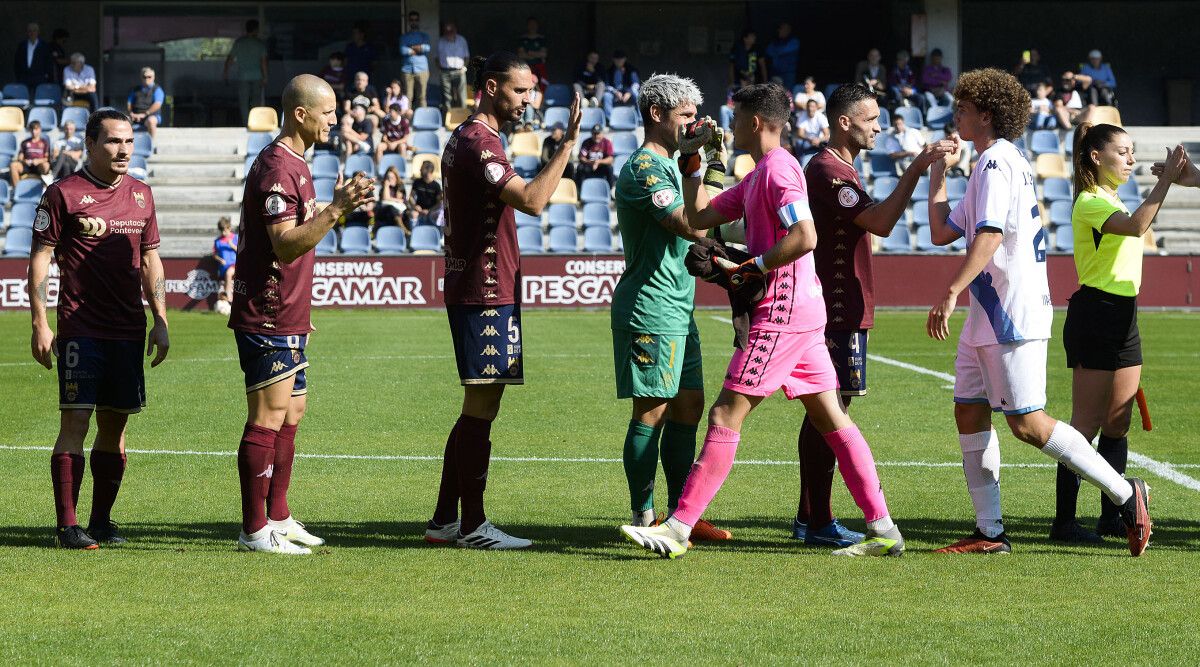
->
[[613, 319, 703, 399]]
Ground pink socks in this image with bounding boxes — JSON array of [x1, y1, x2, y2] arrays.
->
[[672, 425, 740, 526], [823, 426, 890, 523]]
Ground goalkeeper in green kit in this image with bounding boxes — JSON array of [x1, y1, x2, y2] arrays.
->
[[610, 73, 732, 542]]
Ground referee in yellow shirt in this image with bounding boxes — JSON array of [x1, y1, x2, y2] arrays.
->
[[1051, 123, 1188, 542]]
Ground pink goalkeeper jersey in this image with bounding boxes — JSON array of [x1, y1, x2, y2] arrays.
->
[[711, 147, 825, 333]]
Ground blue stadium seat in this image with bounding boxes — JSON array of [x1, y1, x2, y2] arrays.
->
[[1055, 224, 1075, 251], [4, 227, 33, 256], [608, 106, 639, 131], [915, 225, 946, 252], [871, 176, 898, 200], [579, 178, 610, 205], [316, 230, 338, 255], [895, 106, 923, 129], [1030, 130, 1061, 156], [946, 176, 969, 199], [10, 202, 37, 228], [853, 154, 865, 181], [880, 225, 911, 252], [517, 226, 544, 254], [1121, 197, 1142, 212], [1012, 136, 1027, 154], [912, 176, 930, 201], [409, 225, 442, 253], [246, 131, 273, 156], [548, 226, 578, 253], [869, 152, 896, 178], [610, 132, 638, 156], [374, 225, 408, 254], [314, 177, 336, 202], [580, 107, 606, 130], [823, 83, 840, 100], [613, 153, 629, 176], [411, 107, 442, 131], [132, 132, 153, 158], [0, 181, 9, 204], [0, 132, 17, 155], [1118, 178, 1140, 199], [33, 83, 61, 107], [582, 203, 611, 228], [14, 179, 43, 204], [377, 153, 408, 179], [1064, 128, 1075, 155], [876, 107, 891, 131], [925, 105, 953, 129], [128, 155, 148, 181], [312, 154, 341, 180], [60, 106, 88, 129], [344, 153, 375, 178], [515, 211, 543, 228], [27, 106, 57, 130], [547, 203, 577, 228], [411, 131, 441, 154], [544, 84, 572, 108], [583, 226, 613, 252], [512, 154, 539, 179], [542, 106, 570, 130], [243, 156, 257, 178], [1, 84, 30, 108], [339, 226, 371, 254], [911, 205, 930, 226], [1049, 200, 1073, 226], [1042, 177, 1071, 203]]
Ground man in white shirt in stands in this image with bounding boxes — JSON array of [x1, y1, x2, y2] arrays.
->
[[63, 52, 98, 110], [885, 115, 926, 169], [437, 22, 469, 113], [792, 98, 829, 156]]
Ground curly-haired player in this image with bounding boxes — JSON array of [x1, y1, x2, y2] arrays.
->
[[924, 68, 1151, 556]]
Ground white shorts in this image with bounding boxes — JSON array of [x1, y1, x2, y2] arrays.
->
[[953, 338, 1047, 415]]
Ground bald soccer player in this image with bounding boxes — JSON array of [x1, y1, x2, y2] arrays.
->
[[230, 75, 375, 555]]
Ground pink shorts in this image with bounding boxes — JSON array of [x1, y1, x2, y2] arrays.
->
[[723, 327, 838, 399]]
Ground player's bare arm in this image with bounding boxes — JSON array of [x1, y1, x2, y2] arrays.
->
[[763, 217, 818, 269], [1103, 144, 1186, 237], [140, 247, 170, 367], [927, 229, 1002, 341], [501, 92, 582, 215], [268, 173, 375, 263], [657, 206, 706, 243], [28, 242, 55, 370], [855, 139, 958, 236], [927, 157, 961, 245]]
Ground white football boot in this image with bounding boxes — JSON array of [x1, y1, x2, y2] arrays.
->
[[268, 515, 325, 547], [456, 521, 533, 550], [424, 519, 461, 544], [237, 526, 312, 555]]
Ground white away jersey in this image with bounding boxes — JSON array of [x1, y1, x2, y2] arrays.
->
[[947, 139, 1051, 346]]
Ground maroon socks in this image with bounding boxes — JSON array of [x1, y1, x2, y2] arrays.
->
[[432, 420, 462, 526], [797, 416, 836, 528], [267, 423, 297, 522], [454, 415, 493, 534], [237, 423, 278, 534], [51, 452, 85, 527], [88, 450, 127, 526]]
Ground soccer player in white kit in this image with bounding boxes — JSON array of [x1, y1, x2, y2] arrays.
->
[[925, 68, 1151, 556]]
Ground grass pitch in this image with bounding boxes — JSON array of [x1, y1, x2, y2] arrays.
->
[[1, 308, 1198, 664]]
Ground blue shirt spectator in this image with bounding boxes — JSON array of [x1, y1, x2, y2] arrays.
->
[[1080, 50, 1116, 90], [399, 21, 430, 74], [127, 67, 166, 138], [764, 23, 800, 90]]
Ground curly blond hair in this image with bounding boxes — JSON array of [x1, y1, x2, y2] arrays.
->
[[953, 68, 1031, 142]]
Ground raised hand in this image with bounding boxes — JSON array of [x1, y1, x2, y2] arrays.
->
[[333, 172, 376, 213], [915, 138, 960, 171], [565, 91, 583, 142]]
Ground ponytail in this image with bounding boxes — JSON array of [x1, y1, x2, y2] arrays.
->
[[1072, 122, 1125, 201], [469, 51, 527, 93]]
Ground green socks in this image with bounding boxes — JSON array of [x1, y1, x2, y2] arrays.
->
[[660, 420, 699, 512], [623, 420, 661, 512]]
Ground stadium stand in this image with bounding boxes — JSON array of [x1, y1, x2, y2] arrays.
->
[[583, 225, 614, 252], [3, 227, 33, 256], [412, 107, 442, 131], [60, 106, 88, 130], [547, 203, 577, 228], [549, 178, 579, 205], [312, 154, 341, 180], [515, 211, 543, 228], [33, 83, 61, 107], [880, 225, 912, 252], [339, 226, 371, 254], [579, 178, 610, 205], [548, 226, 577, 253], [582, 202, 612, 228], [512, 154, 539, 179], [316, 230, 338, 255], [14, 180, 43, 204], [608, 105, 639, 131], [543, 84, 572, 108], [509, 132, 540, 158], [542, 106, 570, 130], [247, 106, 279, 132], [345, 153, 375, 177], [374, 226, 409, 255], [517, 225, 544, 253], [28, 107, 57, 130], [0, 84, 30, 109], [409, 225, 442, 254], [0, 108, 24, 132]]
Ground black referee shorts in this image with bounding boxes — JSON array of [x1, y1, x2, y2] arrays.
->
[[1062, 285, 1142, 371]]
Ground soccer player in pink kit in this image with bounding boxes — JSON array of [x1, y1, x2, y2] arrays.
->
[[230, 75, 375, 555], [621, 83, 903, 558]]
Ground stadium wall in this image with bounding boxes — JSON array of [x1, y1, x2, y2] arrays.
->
[[0, 255, 1194, 311]]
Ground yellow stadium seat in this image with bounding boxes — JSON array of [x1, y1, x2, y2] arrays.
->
[[1090, 106, 1122, 127], [445, 107, 471, 129], [733, 153, 756, 181], [509, 132, 540, 158], [0, 107, 25, 132], [411, 153, 442, 180], [550, 178, 579, 205], [247, 106, 279, 132], [1035, 154, 1069, 180]]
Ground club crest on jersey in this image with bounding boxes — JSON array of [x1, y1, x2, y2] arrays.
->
[[479, 150, 495, 161], [837, 186, 860, 208], [133, 191, 146, 208], [34, 208, 50, 231], [484, 162, 505, 184], [651, 189, 674, 209], [265, 194, 287, 216], [79, 194, 97, 205], [65, 382, 79, 401]]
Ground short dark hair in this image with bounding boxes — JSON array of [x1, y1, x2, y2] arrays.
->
[[731, 83, 790, 127], [27, 120, 41, 130], [245, 19, 259, 33], [826, 83, 875, 124], [930, 48, 943, 57], [468, 51, 529, 91], [85, 108, 132, 142]]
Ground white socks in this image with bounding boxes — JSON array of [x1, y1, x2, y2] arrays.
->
[[960, 430, 1004, 538], [631, 509, 656, 527], [1042, 421, 1132, 506], [664, 516, 692, 542], [866, 515, 895, 533]]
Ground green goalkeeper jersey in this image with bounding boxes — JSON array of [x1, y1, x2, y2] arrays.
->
[[611, 147, 694, 335]]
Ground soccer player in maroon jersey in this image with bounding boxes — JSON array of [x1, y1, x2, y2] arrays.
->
[[794, 83, 955, 547], [229, 74, 375, 555], [424, 52, 580, 549], [29, 108, 170, 549]]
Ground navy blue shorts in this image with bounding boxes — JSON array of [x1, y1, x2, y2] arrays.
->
[[825, 329, 868, 397], [235, 332, 309, 396], [446, 304, 523, 385], [57, 337, 146, 413]]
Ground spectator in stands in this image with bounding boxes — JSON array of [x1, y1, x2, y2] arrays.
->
[[1030, 79, 1057, 129], [223, 20, 268, 126], [764, 22, 800, 90], [853, 48, 888, 105], [212, 216, 238, 305], [729, 30, 766, 89], [399, 10, 431, 109], [344, 71, 382, 119], [337, 105, 374, 160], [920, 48, 954, 108], [574, 51, 606, 108], [1014, 48, 1049, 94], [375, 102, 411, 162], [884, 114, 926, 170], [602, 50, 640, 120], [345, 23, 377, 77], [408, 160, 442, 227], [1054, 71, 1093, 129], [127, 67, 165, 139], [62, 52, 98, 110], [518, 18, 548, 92], [319, 52, 348, 103], [576, 124, 614, 187], [889, 50, 923, 109], [792, 76, 825, 112], [1079, 49, 1116, 106], [382, 79, 409, 112], [10, 119, 51, 188], [541, 123, 574, 180], [51, 119, 83, 180], [791, 98, 829, 156], [376, 166, 409, 233], [13, 22, 54, 89], [49, 29, 69, 84], [520, 74, 544, 127], [437, 21, 469, 112]]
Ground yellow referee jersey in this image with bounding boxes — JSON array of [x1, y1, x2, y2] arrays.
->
[[1071, 187, 1143, 297]]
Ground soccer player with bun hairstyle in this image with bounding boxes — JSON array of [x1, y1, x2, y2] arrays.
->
[[791, 84, 957, 548], [30, 107, 169, 549], [925, 68, 1152, 556], [230, 74, 375, 554], [1049, 125, 1187, 542], [621, 83, 906, 559], [424, 52, 581, 550]]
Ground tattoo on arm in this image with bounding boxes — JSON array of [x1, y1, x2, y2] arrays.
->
[[153, 277, 165, 305], [34, 276, 48, 305]]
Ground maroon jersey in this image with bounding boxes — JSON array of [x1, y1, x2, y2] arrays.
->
[[32, 168, 160, 341], [805, 148, 875, 330], [19, 137, 50, 162], [381, 114, 410, 142], [229, 141, 319, 334], [442, 118, 518, 305]]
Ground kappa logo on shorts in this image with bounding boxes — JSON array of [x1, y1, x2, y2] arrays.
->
[[481, 325, 499, 336], [481, 309, 499, 316], [482, 345, 499, 356], [481, 365, 500, 376], [270, 361, 286, 373]]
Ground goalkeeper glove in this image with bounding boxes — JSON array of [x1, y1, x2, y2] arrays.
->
[[677, 119, 712, 177], [714, 255, 766, 288]]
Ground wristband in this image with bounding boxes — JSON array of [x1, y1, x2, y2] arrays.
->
[[754, 256, 767, 272], [678, 152, 703, 177]]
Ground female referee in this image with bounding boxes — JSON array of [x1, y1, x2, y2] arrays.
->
[[1050, 123, 1188, 542]]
